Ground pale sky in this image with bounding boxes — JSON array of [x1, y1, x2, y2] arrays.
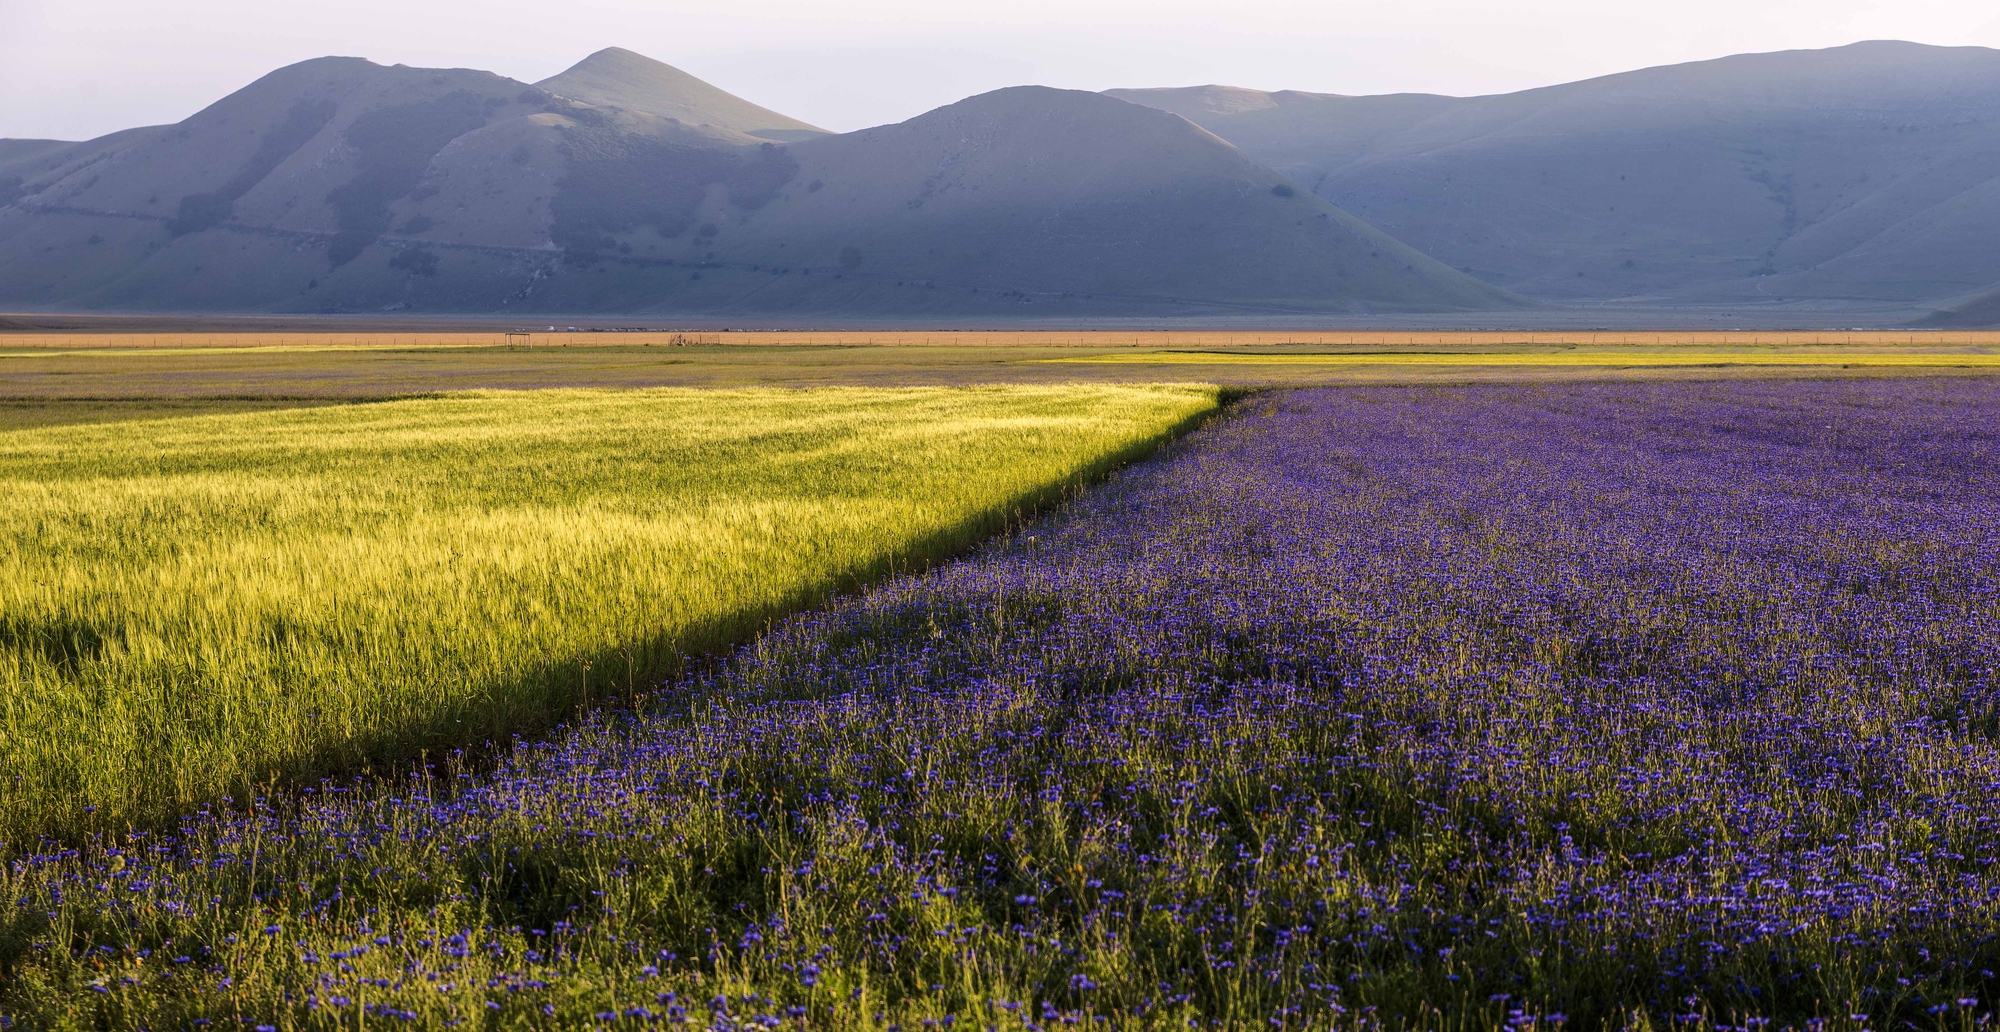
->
[[4, 0, 1999, 141]]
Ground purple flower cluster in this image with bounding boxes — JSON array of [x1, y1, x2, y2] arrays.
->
[[5, 380, 2000, 1029]]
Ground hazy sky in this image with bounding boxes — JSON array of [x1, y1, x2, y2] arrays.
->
[[4, 0, 1999, 140]]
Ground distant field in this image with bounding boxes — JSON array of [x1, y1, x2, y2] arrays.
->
[[5, 331, 2000, 403], [4, 328, 1998, 349], [0, 385, 1218, 841], [1051, 347, 2000, 368], [0, 397, 351, 431]]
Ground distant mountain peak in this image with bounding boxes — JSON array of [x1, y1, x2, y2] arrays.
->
[[578, 46, 648, 64], [1103, 84, 1358, 126], [1109, 85, 1281, 118], [536, 48, 826, 140]]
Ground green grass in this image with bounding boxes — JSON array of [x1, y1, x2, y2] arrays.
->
[[0, 385, 1219, 843]]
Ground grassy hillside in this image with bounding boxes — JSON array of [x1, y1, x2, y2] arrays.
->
[[0, 385, 1219, 841], [536, 47, 827, 140], [498, 87, 1523, 316], [735, 87, 1520, 313], [1112, 41, 2000, 305], [0, 53, 1518, 316], [0, 57, 549, 310], [1924, 284, 2000, 327], [0, 139, 73, 175]]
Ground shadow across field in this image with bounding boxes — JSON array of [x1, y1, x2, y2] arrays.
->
[[0, 386, 1230, 844], [358, 396, 1237, 793], [282, 392, 1235, 788]]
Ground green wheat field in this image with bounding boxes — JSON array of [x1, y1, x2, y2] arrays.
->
[[0, 385, 1219, 842]]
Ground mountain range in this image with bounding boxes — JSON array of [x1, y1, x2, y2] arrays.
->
[[1109, 41, 2000, 317], [3, 41, 1998, 322]]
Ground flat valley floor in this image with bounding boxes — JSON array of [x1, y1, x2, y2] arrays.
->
[[4, 330, 2000, 424], [4, 332, 2000, 1028]]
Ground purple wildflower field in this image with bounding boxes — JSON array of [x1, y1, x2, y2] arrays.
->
[[5, 379, 2000, 1030]]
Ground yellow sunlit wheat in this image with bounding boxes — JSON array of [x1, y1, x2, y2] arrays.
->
[[0, 385, 1218, 840]]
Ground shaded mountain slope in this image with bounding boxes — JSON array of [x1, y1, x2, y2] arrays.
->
[[0, 52, 829, 313], [0, 61, 1517, 316], [1111, 41, 2000, 304], [682, 87, 1519, 314], [361, 86, 1520, 316], [1921, 285, 2000, 327], [0, 57, 555, 310], [536, 48, 827, 141], [0, 140, 75, 172]]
